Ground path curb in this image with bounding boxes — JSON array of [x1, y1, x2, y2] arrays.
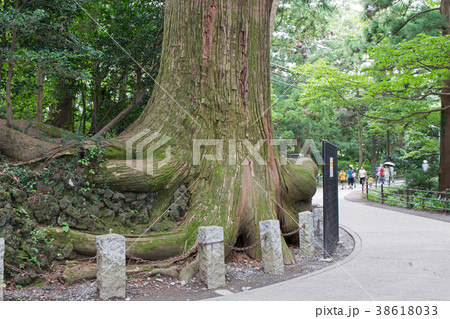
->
[[209, 224, 361, 300]]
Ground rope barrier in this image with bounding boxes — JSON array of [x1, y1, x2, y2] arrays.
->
[[5, 255, 97, 282], [4, 227, 301, 280], [126, 244, 198, 265]]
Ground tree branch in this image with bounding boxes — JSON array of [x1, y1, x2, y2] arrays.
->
[[93, 88, 147, 138], [394, 7, 440, 36], [364, 104, 450, 123], [376, 7, 440, 44]]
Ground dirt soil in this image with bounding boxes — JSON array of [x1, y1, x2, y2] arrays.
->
[[3, 227, 354, 301]]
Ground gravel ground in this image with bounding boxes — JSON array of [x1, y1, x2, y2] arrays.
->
[[3, 227, 354, 301]]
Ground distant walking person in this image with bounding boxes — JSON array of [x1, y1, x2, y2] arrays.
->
[[376, 165, 381, 183], [390, 166, 395, 184], [379, 165, 385, 184], [358, 166, 367, 190], [339, 169, 347, 190], [422, 160, 429, 172], [347, 165, 355, 189], [368, 176, 374, 188]]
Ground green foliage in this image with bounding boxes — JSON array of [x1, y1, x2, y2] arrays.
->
[[367, 34, 450, 101], [0, 0, 93, 121], [0, 0, 163, 136], [271, 0, 446, 176], [406, 166, 439, 191], [272, 0, 333, 66], [71, 0, 164, 135], [61, 222, 70, 233], [361, 0, 443, 43]]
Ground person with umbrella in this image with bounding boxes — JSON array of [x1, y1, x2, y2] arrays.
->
[[384, 162, 395, 185]]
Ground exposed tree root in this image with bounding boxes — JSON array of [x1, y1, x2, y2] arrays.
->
[[61, 263, 179, 285], [0, 124, 59, 161], [46, 227, 189, 260], [179, 257, 199, 282]]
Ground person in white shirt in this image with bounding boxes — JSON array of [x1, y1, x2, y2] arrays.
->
[[358, 166, 367, 189], [422, 160, 429, 172]]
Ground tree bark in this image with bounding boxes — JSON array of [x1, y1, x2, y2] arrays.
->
[[49, 80, 75, 130], [0, 125, 59, 161], [269, 0, 279, 43], [5, 23, 17, 128], [36, 66, 44, 123], [110, 0, 315, 261], [439, 0, 450, 191]]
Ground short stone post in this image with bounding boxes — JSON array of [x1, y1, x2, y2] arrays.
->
[[96, 234, 126, 300], [259, 220, 284, 275], [198, 226, 225, 289], [0, 238, 4, 301], [313, 206, 324, 250], [298, 211, 315, 257]]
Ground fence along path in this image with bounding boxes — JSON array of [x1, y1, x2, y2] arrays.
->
[[364, 183, 449, 213]]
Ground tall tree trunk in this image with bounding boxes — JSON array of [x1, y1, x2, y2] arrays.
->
[[439, 0, 450, 191], [81, 87, 87, 135], [5, 23, 17, 128], [439, 82, 450, 191], [386, 128, 390, 161], [0, 31, 6, 83], [36, 66, 44, 123], [49, 80, 75, 130], [269, 0, 279, 43], [103, 0, 315, 260]]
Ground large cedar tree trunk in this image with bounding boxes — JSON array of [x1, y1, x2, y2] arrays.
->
[[440, 0, 450, 191], [102, 0, 316, 260]]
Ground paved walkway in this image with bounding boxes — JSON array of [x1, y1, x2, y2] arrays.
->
[[213, 187, 450, 301]]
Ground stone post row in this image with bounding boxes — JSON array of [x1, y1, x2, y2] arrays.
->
[[198, 226, 226, 289], [298, 211, 315, 257], [0, 238, 4, 301], [259, 220, 284, 275], [96, 234, 126, 300]]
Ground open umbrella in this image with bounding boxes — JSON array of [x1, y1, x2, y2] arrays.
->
[[383, 161, 395, 166]]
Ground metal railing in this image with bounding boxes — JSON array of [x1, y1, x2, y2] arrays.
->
[[363, 182, 449, 213]]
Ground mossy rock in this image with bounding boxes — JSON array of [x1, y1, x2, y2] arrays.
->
[[150, 220, 175, 232], [0, 188, 12, 208]]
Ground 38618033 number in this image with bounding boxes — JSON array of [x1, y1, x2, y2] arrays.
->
[[376, 306, 438, 316]]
